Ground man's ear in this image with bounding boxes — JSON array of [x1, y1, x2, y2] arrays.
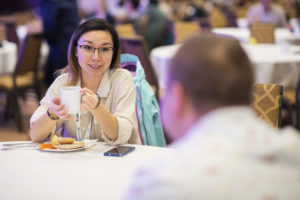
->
[[171, 82, 188, 118]]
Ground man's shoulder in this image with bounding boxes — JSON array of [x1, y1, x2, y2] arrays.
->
[[271, 3, 285, 13], [248, 3, 262, 11]]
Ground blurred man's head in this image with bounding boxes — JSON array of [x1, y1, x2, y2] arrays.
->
[[161, 33, 254, 140]]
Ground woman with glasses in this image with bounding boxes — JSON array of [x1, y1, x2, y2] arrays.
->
[[30, 18, 141, 145]]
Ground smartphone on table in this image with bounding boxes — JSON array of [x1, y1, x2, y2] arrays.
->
[[104, 146, 135, 157]]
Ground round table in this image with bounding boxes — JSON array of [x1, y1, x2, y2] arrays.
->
[[151, 43, 300, 89], [212, 27, 300, 44], [0, 40, 17, 75]]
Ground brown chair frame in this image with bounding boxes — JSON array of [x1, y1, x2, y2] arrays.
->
[[0, 33, 43, 132]]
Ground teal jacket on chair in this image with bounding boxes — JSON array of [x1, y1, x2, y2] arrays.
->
[[121, 54, 166, 147]]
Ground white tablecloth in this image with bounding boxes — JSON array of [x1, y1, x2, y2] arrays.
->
[[212, 27, 300, 44], [0, 40, 17, 75], [151, 44, 300, 89], [0, 141, 171, 200]]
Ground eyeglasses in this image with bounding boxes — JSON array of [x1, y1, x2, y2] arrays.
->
[[78, 45, 114, 58]]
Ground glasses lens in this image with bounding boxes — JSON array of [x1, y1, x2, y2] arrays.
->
[[100, 47, 113, 57], [79, 45, 113, 58]]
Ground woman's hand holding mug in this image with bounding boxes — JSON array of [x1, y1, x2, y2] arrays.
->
[[49, 97, 72, 120]]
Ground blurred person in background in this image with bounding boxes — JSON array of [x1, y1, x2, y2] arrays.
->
[[77, 0, 106, 19], [30, 18, 140, 145], [247, 0, 288, 27], [105, 0, 146, 25], [123, 33, 300, 199], [158, 0, 174, 20], [41, 0, 80, 87], [140, 0, 173, 50]]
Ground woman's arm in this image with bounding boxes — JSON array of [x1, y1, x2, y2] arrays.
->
[[30, 97, 71, 143], [30, 111, 58, 143]]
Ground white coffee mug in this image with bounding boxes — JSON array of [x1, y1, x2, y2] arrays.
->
[[60, 86, 81, 114]]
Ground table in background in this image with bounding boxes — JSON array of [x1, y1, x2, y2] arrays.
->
[[242, 44, 300, 88], [0, 141, 171, 200], [0, 40, 17, 75], [151, 44, 300, 90], [212, 27, 300, 44]]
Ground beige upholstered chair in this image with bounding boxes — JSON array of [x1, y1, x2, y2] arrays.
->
[[250, 23, 275, 44], [0, 33, 43, 131], [251, 84, 283, 128], [174, 21, 201, 44], [115, 23, 137, 38]]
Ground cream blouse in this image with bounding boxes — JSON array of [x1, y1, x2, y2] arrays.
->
[[30, 68, 141, 145]]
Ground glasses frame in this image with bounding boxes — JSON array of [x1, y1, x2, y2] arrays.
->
[[78, 44, 114, 58]]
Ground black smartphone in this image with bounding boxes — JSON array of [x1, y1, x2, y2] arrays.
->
[[103, 146, 135, 157]]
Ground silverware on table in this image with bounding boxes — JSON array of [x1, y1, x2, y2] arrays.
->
[[1, 143, 37, 150], [2, 142, 33, 146]]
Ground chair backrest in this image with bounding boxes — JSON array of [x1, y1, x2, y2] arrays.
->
[[210, 7, 228, 28], [14, 33, 43, 77], [5, 22, 19, 48], [119, 36, 159, 99], [173, 21, 201, 44], [0, 24, 5, 42], [250, 23, 275, 44], [251, 84, 283, 128], [115, 23, 137, 38], [120, 53, 166, 147]]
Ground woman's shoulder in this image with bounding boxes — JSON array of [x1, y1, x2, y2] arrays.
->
[[110, 68, 133, 81], [50, 73, 69, 88], [53, 73, 68, 85]]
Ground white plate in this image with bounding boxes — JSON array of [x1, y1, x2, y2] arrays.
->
[[38, 139, 97, 152]]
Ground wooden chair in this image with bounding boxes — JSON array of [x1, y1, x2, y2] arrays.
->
[[4, 22, 19, 48], [251, 84, 283, 128], [210, 7, 228, 28], [285, 76, 300, 130], [250, 23, 275, 44], [0, 24, 6, 42], [119, 36, 159, 100], [0, 33, 43, 132], [115, 23, 137, 38], [173, 21, 201, 44]]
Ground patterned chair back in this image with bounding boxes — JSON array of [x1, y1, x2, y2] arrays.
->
[[251, 84, 283, 128], [250, 23, 275, 44]]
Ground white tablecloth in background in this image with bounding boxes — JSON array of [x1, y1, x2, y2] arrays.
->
[[151, 44, 300, 89], [0, 40, 17, 75], [212, 27, 300, 44], [242, 44, 300, 88], [0, 141, 171, 200]]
